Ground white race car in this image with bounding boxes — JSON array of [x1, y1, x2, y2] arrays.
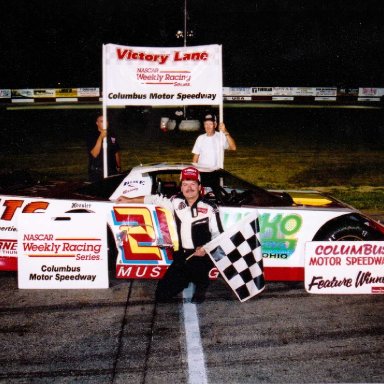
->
[[1, 163, 383, 281]]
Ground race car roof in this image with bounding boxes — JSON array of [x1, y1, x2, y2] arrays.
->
[[129, 162, 219, 175]]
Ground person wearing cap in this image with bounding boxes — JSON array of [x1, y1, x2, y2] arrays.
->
[[87, 114, 121, 182], [192, 113, 236, 168], [116, 166, 223, 303]]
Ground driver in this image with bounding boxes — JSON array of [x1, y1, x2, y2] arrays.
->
[[116, 166, 223, 304]]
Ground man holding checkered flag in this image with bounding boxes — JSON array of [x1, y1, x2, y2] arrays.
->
[[203, 211, 265, 302]]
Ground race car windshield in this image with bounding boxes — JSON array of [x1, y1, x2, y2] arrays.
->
[[201, 170, 259, 193]]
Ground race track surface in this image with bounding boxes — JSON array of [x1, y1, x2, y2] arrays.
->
[[0, 272, 383, 383]]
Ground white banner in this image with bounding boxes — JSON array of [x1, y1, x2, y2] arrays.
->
[[103, 44, 222, 106], [18, 213, 109, 289], [305, 241, 384, 294]]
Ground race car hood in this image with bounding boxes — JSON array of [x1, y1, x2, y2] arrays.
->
[[277, 190, 350, 208]]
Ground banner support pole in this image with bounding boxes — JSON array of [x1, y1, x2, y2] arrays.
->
[[102, 44, 108, 178]]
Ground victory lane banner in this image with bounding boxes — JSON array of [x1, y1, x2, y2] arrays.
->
[[18, 213, 108, 289], [305, 241, 384, 294], [103, 44, 222, 106], [204, 211, 265, 302]]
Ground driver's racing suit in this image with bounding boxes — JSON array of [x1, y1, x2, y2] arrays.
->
[[144, 192, 223, 300]]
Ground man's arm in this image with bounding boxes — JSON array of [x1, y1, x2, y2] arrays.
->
[[115, 196, 145, 203], [115, 151, 121, 171], [115, 194, 174, 212], [219, 122, 236, 151], [90, 130, 107, 158], [191, 136, 200, 164]]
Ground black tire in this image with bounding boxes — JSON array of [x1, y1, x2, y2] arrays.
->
[[324, 224, 376, 241], [107, 227, 118, 271]]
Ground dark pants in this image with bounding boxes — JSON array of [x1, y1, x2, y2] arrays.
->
[[155, 249, 213, 300], [88, 167, 103, 183]]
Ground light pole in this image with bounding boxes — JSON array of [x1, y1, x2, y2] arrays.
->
[[176, 0, 194, 47], [175, 0, 195, 123]]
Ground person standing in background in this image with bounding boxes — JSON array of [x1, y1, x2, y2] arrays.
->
[[87, 114, 121, 182], [192, 113, 236, 168]]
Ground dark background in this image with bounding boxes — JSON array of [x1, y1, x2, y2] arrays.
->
[[1, 0, 383, 88]]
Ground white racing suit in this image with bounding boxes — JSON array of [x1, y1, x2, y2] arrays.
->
[[144, 192, 223, 300]]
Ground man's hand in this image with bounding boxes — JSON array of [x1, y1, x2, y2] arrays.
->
[[115, 196, 145, 204], [193, 246, 207, 257], [218, 122, 228, 134], [115, 195, 129, 203]]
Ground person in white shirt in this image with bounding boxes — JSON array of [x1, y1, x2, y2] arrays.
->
[[192, 113, 236, 168]]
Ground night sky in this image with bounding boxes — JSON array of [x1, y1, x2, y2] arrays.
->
[[1, 0, 383, 88]]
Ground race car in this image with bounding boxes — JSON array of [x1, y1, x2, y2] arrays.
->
[[1, 163, 384, 282]]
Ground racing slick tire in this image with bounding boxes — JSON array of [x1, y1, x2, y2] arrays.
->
[[107, 227, 118, 271], [320, 224, 377, 241]]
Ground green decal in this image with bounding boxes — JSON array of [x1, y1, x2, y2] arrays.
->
[[260, 213, 302, 259], [221, 211, 303, 259]]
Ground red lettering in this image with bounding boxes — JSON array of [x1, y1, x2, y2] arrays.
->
[[116, 48, 129, 60], [1, 200, 49, 221], [1, 200, 23, 221], [22, 201, 49, 213]]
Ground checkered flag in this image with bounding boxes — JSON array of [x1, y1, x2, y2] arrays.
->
[[204, 211, 264, 302]]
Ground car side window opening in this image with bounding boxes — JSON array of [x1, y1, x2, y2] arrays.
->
[[151, 172, 181, 197]]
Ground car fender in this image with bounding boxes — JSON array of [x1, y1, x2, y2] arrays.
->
[[312, 213, 384, 241]]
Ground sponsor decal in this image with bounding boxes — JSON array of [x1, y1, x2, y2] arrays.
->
[[224, 96, 252, 101], [0, 239, 17, 256], [252, 87, 273, 95], [178, 201, 187, 210], [55, 88, 77, 97], [71, 202, 91, 209], [78, 87, 100, 97], [0, 89, 11, 98], [110, 176, 151, 200], [117, 265, 167, 279], [305, 241, 384, 294], [123, 179, 146, 187], [0, 199, 49, 221], [0, 226, 16, 232], [358, 87, 384, 97], [223, 87, 252, 96], [11, 89, 34, 98], [33, 89, 55, 98], [197, 207, 208, 214], [260, 213, 302, 259], [116, 264, 219, 280], [315, 87, 337, 97], [273, 87, 295, 96], [222, 211, 302, 260], [18, 213, 108, 289]]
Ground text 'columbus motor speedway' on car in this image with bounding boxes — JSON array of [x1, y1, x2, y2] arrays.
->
[[1, 163, 384, 282]]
